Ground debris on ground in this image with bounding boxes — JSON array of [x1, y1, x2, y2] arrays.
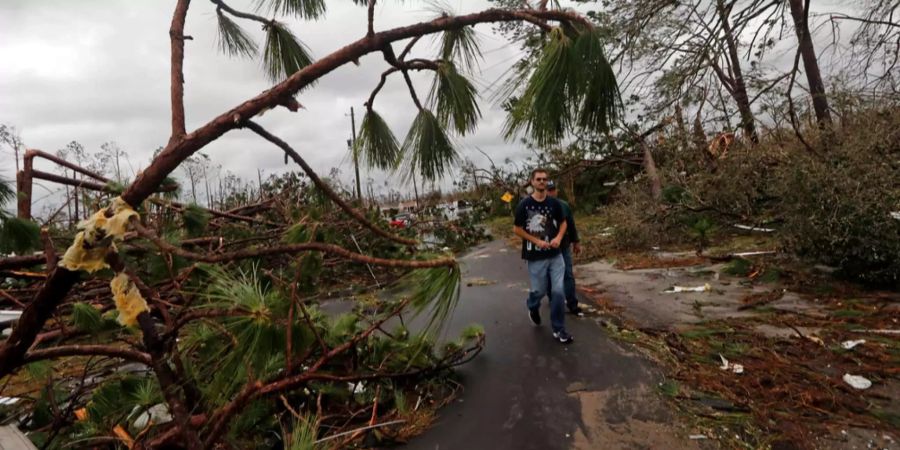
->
[[718, 355, 744, 374], [664, 284, 711, 293], [842, 374, 873, 390], [841, 339, 866, 350]]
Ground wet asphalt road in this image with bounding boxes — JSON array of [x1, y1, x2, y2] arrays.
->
[[404, 240, 662, 450]]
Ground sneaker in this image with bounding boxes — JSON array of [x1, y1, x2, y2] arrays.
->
[[528, 308, 541, 326], [553, 330, 574, 344], [568, 305, 585, 317]]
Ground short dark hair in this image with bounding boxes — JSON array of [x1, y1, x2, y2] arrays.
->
[[530, 168, 548, 180]]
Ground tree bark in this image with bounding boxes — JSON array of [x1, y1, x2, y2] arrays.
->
[[16, 154, 32, 220], [788, 0, 831, 126]]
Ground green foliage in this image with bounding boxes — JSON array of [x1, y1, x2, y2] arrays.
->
[[0, 175, 14, 206], [722, 258, 752, 277], [505, 27, 620, 146], [216, 8, 258, 58], [256, 0, 326, 19], [402, 109, 459, 182], [25, 361, 52, 381], [71, 303, 104, 332], [429, 61, 481, 135], [187, 266, 314, 405], [86, 376, 144, 429], [401, 264, 461, 334], [285, 414, 320, 450], [0, 217, 40, 254], [182, 203, 210, 238], [355, 109, 401, 170], [263, 21, 314, 82], [104, 180, 126, 194], [439, 26, 482, 73], [777, 129, 900, 287]]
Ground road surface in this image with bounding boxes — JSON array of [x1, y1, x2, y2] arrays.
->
[[405, 240, 702, 450]]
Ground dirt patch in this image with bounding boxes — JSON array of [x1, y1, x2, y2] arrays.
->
[[576, 252, 900, 448]]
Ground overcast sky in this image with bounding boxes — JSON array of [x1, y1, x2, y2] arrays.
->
[[0, 0, 545, 214], [0, 0, 864, 216]]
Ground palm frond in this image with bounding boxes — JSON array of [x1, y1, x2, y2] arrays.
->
[[503, 27, 621, 146], [504, 27, 578, 147], [263, 22, 314, 83], [0, 176, 14, 208], [401, 109, 459, 182], [0, 217, 40, 254], [355, 109, 401, 170], [429, 62, 481, 135], [255, 0, 326, 19], [572, 27, 621, 132], [400, 263, 461, 335], [216, 8, 258, 58], [439, 26, 482, 73]]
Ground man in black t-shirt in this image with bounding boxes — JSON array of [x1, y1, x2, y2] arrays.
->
[[513, 168, 573, 344]]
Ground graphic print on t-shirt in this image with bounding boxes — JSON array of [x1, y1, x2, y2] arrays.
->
[[515, 196, 563, 260], [524, 206, 555, 251]]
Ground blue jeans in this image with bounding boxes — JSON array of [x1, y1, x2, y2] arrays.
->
[[560, 246, 578, 310], [526, 254, 566, 332]]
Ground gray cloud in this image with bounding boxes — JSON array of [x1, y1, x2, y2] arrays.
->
[[0, 0, 531, 214]]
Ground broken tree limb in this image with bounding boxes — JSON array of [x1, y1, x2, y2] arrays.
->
[[133, 219, 452, 268], [242, 120, 419, 246]]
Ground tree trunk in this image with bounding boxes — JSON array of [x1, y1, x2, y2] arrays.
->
[[788, 0, 831, 126], [643, 145, 662, 202], [16, 154, 33, 220], [351, 106, 362, 202], [717, 0, 759, 143]]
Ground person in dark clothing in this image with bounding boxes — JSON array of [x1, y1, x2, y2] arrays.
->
[[547, 180, 584, 316], [513, 169, 573, 344]]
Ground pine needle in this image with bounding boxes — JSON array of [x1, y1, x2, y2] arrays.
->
[[216, 8, 258, 58], [355, 109, 401, 170], [263, 22, 314, 83], [429, 61, 481, 135], [401, 109, 459, 182], [255, 0, 326, 19], [439, 26, 482, 73]]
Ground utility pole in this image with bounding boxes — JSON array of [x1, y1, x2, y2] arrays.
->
[[350, 106, 362, 202]]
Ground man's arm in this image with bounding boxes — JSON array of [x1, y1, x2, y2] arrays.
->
[[514, 225, 550, 249], [550, 220, 567, 248]]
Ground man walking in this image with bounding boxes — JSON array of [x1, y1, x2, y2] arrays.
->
[[547, 180, 584, 317], [513, 169, 573, 344]]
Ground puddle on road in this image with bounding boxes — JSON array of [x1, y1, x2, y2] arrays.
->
[[569, 383, 705, 450]]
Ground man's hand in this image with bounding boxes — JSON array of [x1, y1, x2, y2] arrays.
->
[[573, 242, 581, 255], [550, 237, 562, 249], [535, 239, 551, 250]]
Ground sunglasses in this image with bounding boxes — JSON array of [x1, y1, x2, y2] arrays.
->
[[534, 177, 548, 182]]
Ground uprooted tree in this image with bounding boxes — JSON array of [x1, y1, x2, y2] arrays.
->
[[0, 1, 620, 448]]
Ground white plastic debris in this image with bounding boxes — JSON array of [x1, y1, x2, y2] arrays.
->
[[689, 434, 708, 440], [733, 250, 777, 257], [806, 335, 825, 346], [840, 339, 866, 350], [842, 373, 872, 390], [733, 224, 775, 232], [664, 284, 711, 293], [719, 354, 744, 374], [890, 211, 900, 220], [0, 397, 19, 406]]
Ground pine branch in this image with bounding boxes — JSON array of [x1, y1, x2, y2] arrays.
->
[[242, 120, 419, 246]]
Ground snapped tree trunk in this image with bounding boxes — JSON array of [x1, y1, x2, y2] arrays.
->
[[643, 145, 662, 202], [788, 0, 832, 127]]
